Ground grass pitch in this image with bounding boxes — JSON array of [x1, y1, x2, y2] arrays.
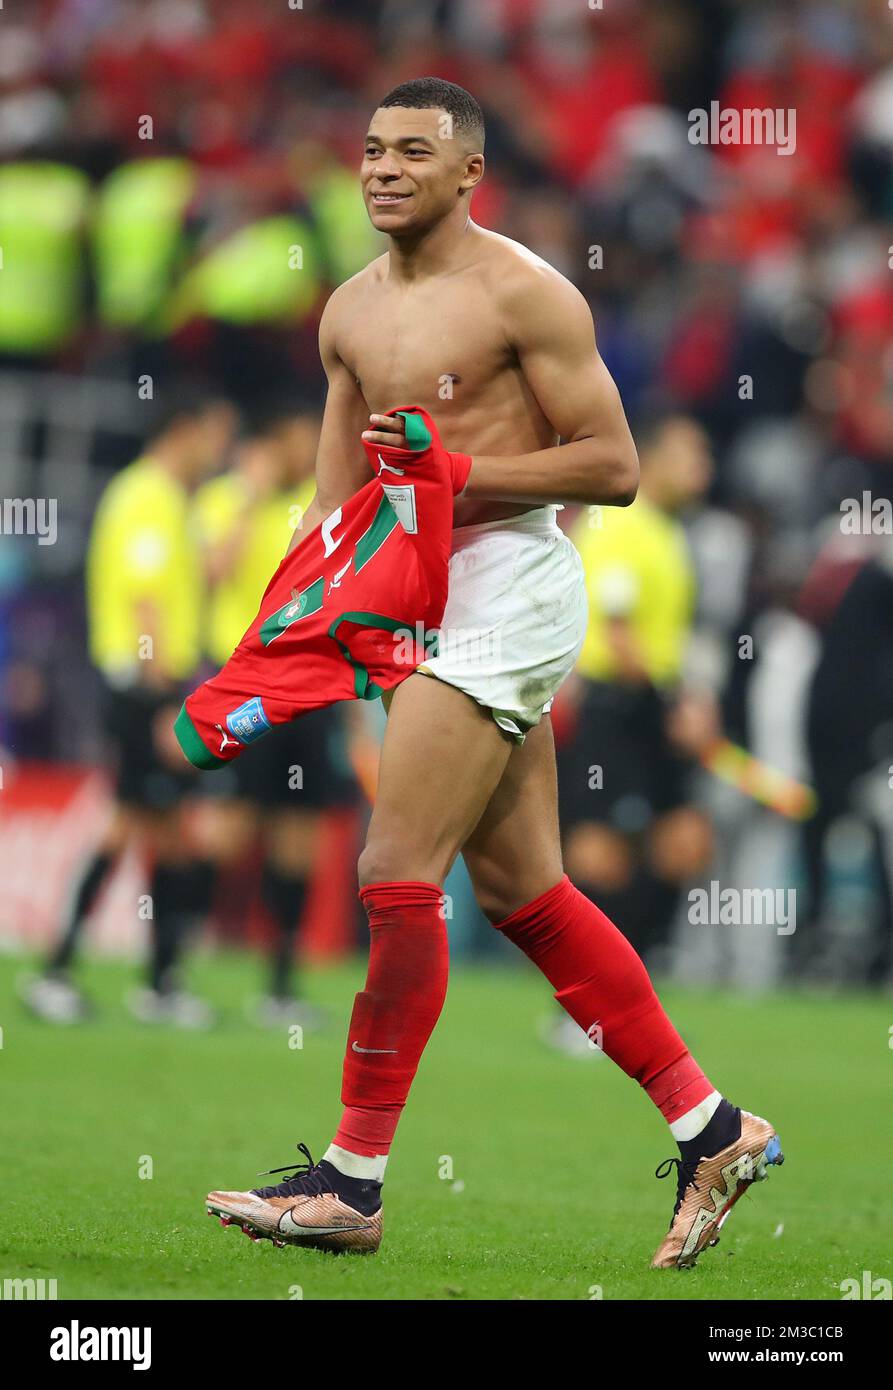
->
[[1, 951, 890, 1301]]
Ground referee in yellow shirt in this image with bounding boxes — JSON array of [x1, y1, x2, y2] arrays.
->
[[25, 385, 236, 1025], [194, 400, 355, 1027], [557, 415, 717, 972]]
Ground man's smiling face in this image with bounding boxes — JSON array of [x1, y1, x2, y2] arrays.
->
[[362, 105, 482, 235]]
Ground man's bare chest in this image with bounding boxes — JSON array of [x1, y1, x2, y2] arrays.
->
[[340, 286, 509, 411]]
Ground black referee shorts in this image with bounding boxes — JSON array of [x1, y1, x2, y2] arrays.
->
[[100, 679, 196, 812], [99, 675, 196, 811]]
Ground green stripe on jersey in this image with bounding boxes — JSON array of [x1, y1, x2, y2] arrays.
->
[[260, 576, 325, 646], [354, 496, 399, 574]]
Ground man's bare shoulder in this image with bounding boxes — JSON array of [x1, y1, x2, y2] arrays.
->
[[319, 255, 389, 355], [474, 225, 591, 329], [326, 255, 389, 311]]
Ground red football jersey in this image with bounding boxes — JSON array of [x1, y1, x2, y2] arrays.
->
[[175, 407, 470, 769]]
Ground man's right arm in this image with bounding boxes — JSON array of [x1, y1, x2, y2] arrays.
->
[[287, 290, 372, 554]]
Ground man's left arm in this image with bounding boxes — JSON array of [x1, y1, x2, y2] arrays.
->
[[466, 269, 639, 507]]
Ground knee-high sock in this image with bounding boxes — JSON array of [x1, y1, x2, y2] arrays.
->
[[334, 881, 448, 1157], [49, 851, 114, 972], [495, 875, 715, 1125], [575, 870, 680, 962]]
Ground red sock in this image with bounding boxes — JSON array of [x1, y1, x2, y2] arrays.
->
[[496, 876, 715, 1125], [334, 881, 448, 1157]]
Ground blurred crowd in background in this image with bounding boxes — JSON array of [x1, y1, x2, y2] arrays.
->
[[3, 0, 893, 1010]]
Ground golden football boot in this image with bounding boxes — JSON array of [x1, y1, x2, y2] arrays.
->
[[651, 1108, 784, 1269], [206, 1143, 382, 1253]]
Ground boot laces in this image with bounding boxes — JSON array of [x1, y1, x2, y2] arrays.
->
[[252, 1142, 336, 1200], [655, 1155, 701, 1219]]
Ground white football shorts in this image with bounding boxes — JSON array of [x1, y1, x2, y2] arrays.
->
[[418, 505, 589, 741]]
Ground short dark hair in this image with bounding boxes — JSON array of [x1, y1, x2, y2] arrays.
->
[[378, 76, 485, 151]]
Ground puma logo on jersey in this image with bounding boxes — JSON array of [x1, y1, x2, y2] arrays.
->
[[215, 724, 238, 752], [377, 453, 405, 477], [327, 559, 352, 593]]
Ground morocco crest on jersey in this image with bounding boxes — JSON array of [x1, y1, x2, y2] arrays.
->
[[174, 407, 471, 769]]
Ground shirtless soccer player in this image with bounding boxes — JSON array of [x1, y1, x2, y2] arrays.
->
[[206, 77, 783, 1271]]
